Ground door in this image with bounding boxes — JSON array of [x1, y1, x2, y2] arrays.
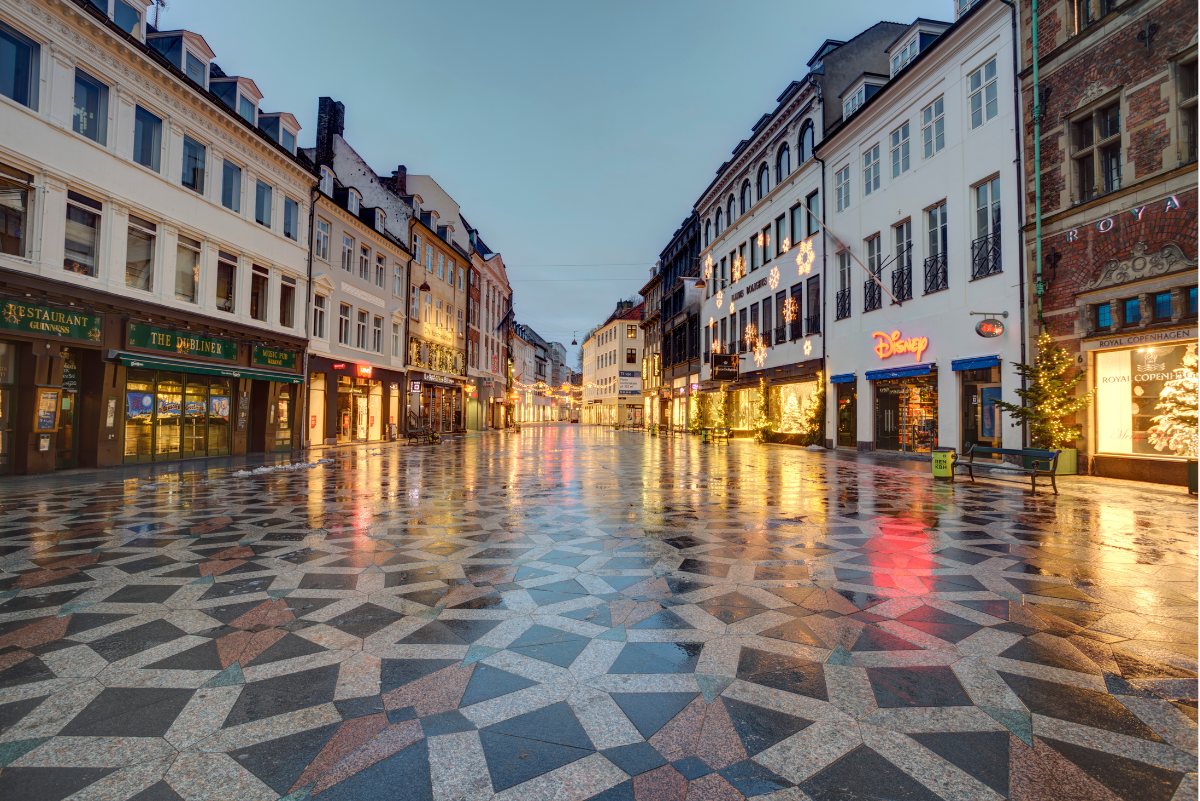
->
[[180, 377, 207, 459], [275, 386, 292, 450], [836, 384, 857, 447], [154, 373, 183, 460], [875, 383, 901, 451]]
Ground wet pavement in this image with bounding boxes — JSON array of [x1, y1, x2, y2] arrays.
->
[[0, 425, 1196, 801]]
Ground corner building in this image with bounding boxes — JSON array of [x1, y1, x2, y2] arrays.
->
[[0, 1, 313, 473]]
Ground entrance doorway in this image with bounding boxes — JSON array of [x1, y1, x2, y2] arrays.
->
[[874, 376, 937, 453], [961, 366, 1001, 453], [55, 348, 79, 469], [836, 383, 856, 447]]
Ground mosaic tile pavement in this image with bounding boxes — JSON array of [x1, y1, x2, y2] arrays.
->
[[0, 427, 1195, 801]]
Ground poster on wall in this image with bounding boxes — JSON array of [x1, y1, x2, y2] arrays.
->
[[1096, 343, 1196, 456], [127, 392, 154, 421], [980, 386, 1001, 440]]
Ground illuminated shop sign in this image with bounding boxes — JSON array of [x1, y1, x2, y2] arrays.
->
[[975, 319, 1005, 338], [356, 365, 373, 378], [872, 330, 929, 362]]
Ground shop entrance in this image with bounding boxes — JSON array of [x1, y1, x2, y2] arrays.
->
[[55, 348, 80, 469], [836, 383, 857, 447], [960, 366, 1001, 453], [123, 369, 232, 463], [0, 341, 16, 474], [275, 385, 293, 451], [874, 376, 937, 453], [421, 384, 457, 433], [337, 376, 381, 442]]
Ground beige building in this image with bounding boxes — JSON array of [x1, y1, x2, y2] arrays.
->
[[582, 301, 645, 425]]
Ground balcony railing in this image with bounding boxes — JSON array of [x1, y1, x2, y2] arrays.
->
[[971, 233, 1002, 279], [805, 314, 821, 335], [892, 264, 912, 302], [774, 326, 786, 345], [923, 252, 948, 294], [863, 279, 882, 312], [835, 289, 851, 320]]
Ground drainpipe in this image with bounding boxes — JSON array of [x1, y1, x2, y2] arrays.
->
[[808, 73, 831, 448], [1031, 0, 1045, 331], [997, 0, 1030, 448], [301, 185, 320, 449]]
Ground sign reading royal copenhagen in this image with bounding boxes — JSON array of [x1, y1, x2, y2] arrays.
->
[[0, 299, 102, 341], [1083, 327, 1196, 352], [872, 330, 929, 362], [128, 323, 238, 361], [252, 346, 298, 371]]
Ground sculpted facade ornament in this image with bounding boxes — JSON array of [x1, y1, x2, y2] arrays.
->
[[1082, 243, 1195, 291]]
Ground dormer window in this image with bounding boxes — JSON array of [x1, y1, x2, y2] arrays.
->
[[844, 87, 866, 118], [114, 0, 142, 38], [347, 189, 361, 215], [185, 53, 206, 87], [891, 40, 918, 76], [319, 166, 334, 196], [281, 128, 295, 153], [841, 75, 886, 119], [257, 113, 300, 154], [375, 209, 386, 233], [148, 31, 214, 88], [238, 95, 255, 123]]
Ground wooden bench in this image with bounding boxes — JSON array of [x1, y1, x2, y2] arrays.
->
[[701, 426, 730, 443], [954, 445, 1061, 494]]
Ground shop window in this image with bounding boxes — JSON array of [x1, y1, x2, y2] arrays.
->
[[124, 371, 230, 462], [1123, 297, 1141, 326], [0, 164, 31, 258], [255, 181, 272, 227], [313, 294, 327, 338], [1072, 101, 1122, 201], [1096, 303, 1112, 330], [0, 22, 39, 110], [64, 191, 102, 276], [875, 375, 938, 453], [315, 219, 330, 260], [215, 251, 236, 312], [181, 136, 205, 194], [1154, 292, 1173, 320], [837, 383, 857, 447], [175, 235, 200, 302], [338, 303, 351, 344], [1095, 343, 1197, 457], [133, 107, 161, 172], [770, 382, 819, 435], [373, 315, 384, 352], [73, 70, 108, 144], [280, 276, 296, 328], [221, 160, 241, 212], [356, 310, 368, 349], [125, 214, 156, 291]]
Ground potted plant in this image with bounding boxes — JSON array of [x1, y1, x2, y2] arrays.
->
[[1145, 344, 1198, 493], [992, 332, 1093, 475]]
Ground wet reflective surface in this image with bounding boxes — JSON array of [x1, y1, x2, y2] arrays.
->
[[0, 426, 1195, 800]]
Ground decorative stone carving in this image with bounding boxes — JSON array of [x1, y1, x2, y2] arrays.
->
[[1082, 243, 1195, 291]]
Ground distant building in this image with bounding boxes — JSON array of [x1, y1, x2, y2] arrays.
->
[[581, 301, 645, 425]]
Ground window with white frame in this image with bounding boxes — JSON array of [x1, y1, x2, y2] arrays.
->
[[181, 136, 205, 194], [1, 22, 40, 111], [359, 245, 370, 281], [373, 315, 384, 352], [894, 220, 912, 272], [866, 236, 882, 277], [175, 234, 200, 303], [341, 235, 354, 272], [64, 191, 102, 277], [375, 254, 386, 288], [891, 40, 917, 76], [125, 214, 156, 291], [424, 292, 432, 324], [863, 145, 880, 196], [425, 244, 434, 271], [890, 123, 910, 177], [927, 202, 948, 259], [437, 252, 445, 280], [347, 190, 360, 215], [237, 94, 255, 124], [394, 263, 402, 296], [133, 107, 162, 172], [114, 1, 142, 36], [837, 250, 851, 292], [313, 294, 327, 338], [458, 309, 464, 336], [315, 219, 330, 260], [968, 59, 998, 129], [835, 165, 850, 212], [974, 177, 1001, 240], [356, 309, 368, 349], [184, 52, 207, 88], [215, 251, 236, 312], [410, 285, 420, 321], [283, 197, 299, 241], [392, 323, 401, 357], [922, 97, 945, 158], [843, 86, 866, 119], [280, 275, 296, 328], [73, 70, 108, 144], [221, 160, 241, 212], [375, 209, 385, 232], [254, 180, 272, 227], [338, 303, 351, 344], [319, 166, 334, 196]]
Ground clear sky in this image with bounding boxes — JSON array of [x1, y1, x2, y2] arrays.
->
[[165, 0, 952, 363]]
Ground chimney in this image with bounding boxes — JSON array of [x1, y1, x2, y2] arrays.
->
[[315, 97, 345, 168], [391, 165, 407, 194]]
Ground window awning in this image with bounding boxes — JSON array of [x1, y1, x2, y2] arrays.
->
[[112, 352, 303, 383], [951, 355, 1001, 372], [830, 373, 856, 384], [865, 362, 936, 381]]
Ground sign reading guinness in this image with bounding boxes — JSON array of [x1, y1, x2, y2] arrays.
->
[[0, 299, 102, 341]]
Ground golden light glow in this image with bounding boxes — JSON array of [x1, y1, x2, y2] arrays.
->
[[715, 290, 724, 309], [768, 265, 780, 290], [797, 237, 815, 275], [782, 297, 797, 323], [804, 339, 813, 356]]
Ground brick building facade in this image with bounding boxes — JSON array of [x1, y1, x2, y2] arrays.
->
[[1020, 0, 1197, 483]]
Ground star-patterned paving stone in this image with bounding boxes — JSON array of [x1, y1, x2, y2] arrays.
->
[[0, 428, 1195, 800]]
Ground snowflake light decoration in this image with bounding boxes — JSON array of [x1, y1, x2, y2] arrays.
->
[[804, 339, 813, 356], [704, 254, 714, 280], [782, 297, 797, 323], [753, 337, 767, 367], [715, 290, 724, 309], [796, 237, 815, 275], [781, 237, 791, 252], [729, 300, 736, 315], [768, 266, 780, 291]]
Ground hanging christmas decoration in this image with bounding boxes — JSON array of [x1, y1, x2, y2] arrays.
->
[[768, 265, 780, 290], [797, 237, 815, 275]]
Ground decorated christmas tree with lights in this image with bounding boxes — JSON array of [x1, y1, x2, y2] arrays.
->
[[780, 393, 803, 433], [1146, 344, 1198, 457], [797, 374, 826, 446], [993, 333, 1093, 449]]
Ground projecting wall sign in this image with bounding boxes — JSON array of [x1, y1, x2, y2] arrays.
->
[[975, 318, 1005, 338]]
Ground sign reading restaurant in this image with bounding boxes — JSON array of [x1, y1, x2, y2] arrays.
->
[[0, 299, 102, 341], [127, 322, 238, 361]]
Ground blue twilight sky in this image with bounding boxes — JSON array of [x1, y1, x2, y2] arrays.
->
[[165, 0, 952, 362]]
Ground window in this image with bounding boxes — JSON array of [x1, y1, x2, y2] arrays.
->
[[457, 309, 464, 335], [892, 40, 918, 75], [0, 23, 39, 110], [750, 236, 759, 272], [359, 245, 370, 281], [705, 220, 711, 246], [714, 208, 722, 236], [863, 145, 881, 196], [356, 310, 368, 349], [727, 196, 735, 224], [373, 315, 384, 352], [437, 252, 445, 279], [394, 263, 402, 296], [789, 204, 803, 247], [776, 144, 791, 183], [182, 136, 205, 194], [1072, 101, 1122, 201], [114, 0, 141, 35], [838, 250, 851, 292], [250, 266, 269, 322], [458, 264, 465, 291], [757, 166, 769, 200], [375, 254, 386, 288], [835, 165, 851, 212], [762, 296, 773, 345], [1181, 59, 1198, 163], [424, 292, 432, 325], [806, 191, 820, 238], [238, 95, 255, 124], [313, 294, 327, 338], [894, 221, 912, 270], [0, 164, 31, 258], [1154, 291, 1173, 320], [447, 261, 455, 286], [133, 107, 162, 171], [125, 214, 156, 291], [921, 97, 945, 158], [315, 219, 330, 260], [73, 71, 107, 144], [319, 166, 334, 196], [776, 216, 787, 255], [347, 190, 360, 215], [1073, 0, 1118, 33], [761, 226, 771, 265], [925, 202, 949, 294], [281, 128, 296, 154], [410, 285, 420, 321], [1123, 297, 1141, 325], [255, 180, 272, 227], [740, 181, 751, 215], [215, 251, 236, 312], [393, 323, 401, 358], [1096, 303, 1112, 329], [279, 196, 298, 241], [341, 236, 354, 272], [64, 191, 101, 276], [866, 236, 882, 277], [175, 235, 200, 302], [844, 85, 866, 118], [627, 324, 637, 338], [339, 303, 352, 344], [437, 299, 444, 328], [968, 59, 999, 129], [426, 244, 434, 271], [221, 161, 241, 212], [280, 276, 296, 328], [975, 177, 1001, 240], [185, 52, 206, 87], [890, 123, 911, 177], [799, 122, 814, 164]]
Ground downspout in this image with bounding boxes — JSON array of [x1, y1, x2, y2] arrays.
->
[[302, 184, 319, 449], [997, 0, 1030, 447], [807, 73, 831, 449]]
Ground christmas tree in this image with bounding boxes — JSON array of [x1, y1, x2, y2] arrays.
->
[[1146, 345, 1198, 457], [780, 393, 803, 433], [753, 377, 774, 442], [993, 332, 1093, 449], [797, 375, 826, 446]]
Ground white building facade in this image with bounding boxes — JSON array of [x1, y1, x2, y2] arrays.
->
[[582, 301, 644, 426]]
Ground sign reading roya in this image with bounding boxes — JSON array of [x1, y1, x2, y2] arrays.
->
[[252, 346, 298, 371], [975, 318, 1005, 338], [872, 330, 929, 362], [0, 299, 102, 341], [128, 323, 238, 361]]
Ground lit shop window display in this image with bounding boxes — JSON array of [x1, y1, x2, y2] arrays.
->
[[1095, 343, 1198, 457], [769, 383, 819, 433]]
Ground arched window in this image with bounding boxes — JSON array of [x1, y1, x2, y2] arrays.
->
[[727, 196, 735, 223], [776, 144, 791, 183], [740, 181, 751, 215], [705, 220, 711, 246], [799, 121, 814, 164], [714, 208, 722, 235], [757, 165, 769, 200]]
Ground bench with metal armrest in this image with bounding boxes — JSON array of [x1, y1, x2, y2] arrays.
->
[[953, 444, 1061, 495]]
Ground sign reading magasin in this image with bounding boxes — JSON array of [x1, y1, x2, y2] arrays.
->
[[128, 323, 238, 361], [0, 299, 102, 341]]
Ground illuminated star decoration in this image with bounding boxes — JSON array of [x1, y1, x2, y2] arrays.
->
[[768, 266, 780, 291], [804, 339, 813, 356], [715, 290, 724, 309], [797, 237, 815, 275], [781, 237, 791, 252], [783, 297, 797, 323], [704, 254, 714, 280], [729, 300, 736, 315]]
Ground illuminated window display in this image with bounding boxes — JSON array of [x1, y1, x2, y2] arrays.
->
[[1095, 342, 1198, 457], [769, 382, 818, 433], [874, 375, 938, 453]]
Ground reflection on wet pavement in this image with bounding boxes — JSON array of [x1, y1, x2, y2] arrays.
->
[[0, 426, 1195, 801]]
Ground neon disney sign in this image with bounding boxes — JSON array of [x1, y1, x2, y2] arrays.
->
[[872, 330, 929, 361], [1066, 196, 1182, 242]]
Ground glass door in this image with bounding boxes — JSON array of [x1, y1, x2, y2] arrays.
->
[[182, 377, 208, 458], [154, 373, 183, 460], [124, 369, 156, 463], [55, 348, 79, 469], [275, 386, 292, 450], [875, 383, 901, 451], [209, 378, 231, 455], [836, 383, 857, 447]]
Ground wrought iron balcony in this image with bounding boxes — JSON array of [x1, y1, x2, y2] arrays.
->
[[774, 326, 786, 345], [971, 233, 1002, 280], [835, 289, 851, 320], [923, 252, 948, 294], [805, 314, 821, 335], [863, 279, 882, 312]]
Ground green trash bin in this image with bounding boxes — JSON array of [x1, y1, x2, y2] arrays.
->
[[931, 448, 956, 480]]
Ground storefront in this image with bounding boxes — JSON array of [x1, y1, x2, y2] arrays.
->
[[867, 364, 938, 453], [307, 356, 405, 445], [831, 374, 856, 448], [409, 370, 466, 434], [953, 356, 1002, 454], [1087, 329, 1196, 484]]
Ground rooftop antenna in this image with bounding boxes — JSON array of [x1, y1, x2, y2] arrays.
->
[[152, 0, 167, 28]]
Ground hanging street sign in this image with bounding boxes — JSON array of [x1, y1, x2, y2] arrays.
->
[[975, 318, 1005, 338]]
